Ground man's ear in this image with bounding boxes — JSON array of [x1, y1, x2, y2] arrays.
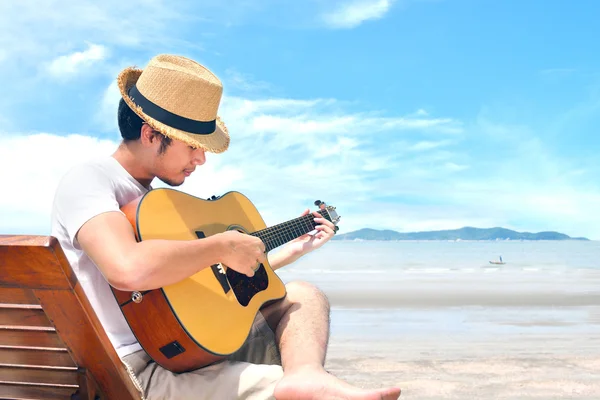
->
[[140, 123, 159, 147]]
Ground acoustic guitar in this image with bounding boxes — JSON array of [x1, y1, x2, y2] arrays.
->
[[111, 188, 340, 373]]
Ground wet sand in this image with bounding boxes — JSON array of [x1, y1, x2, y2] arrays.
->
[[324, 304, 600, 399]]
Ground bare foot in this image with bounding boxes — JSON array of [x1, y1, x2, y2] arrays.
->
[[273, 366, 401, 400]]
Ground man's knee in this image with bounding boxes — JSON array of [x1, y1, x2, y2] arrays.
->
[[285, 281, 330, 311]]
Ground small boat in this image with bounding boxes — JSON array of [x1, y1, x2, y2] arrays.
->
[[489, 256, 505, 265]]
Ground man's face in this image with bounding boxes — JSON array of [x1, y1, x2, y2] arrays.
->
[[153, 137, 206, 187]]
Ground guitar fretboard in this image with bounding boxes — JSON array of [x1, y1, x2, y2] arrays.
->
[[251, 210, 330, 252]]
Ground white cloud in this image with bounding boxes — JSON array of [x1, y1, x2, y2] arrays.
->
[[216, 96, 598, 240], [0, 133, 118, 234], [408, 140, 452, 151], [442, 179, 600, 239], [443, 162, 469, 172], [0, 0, 185, 69], [0, 94, 464, 236], [314, 136, 360, 158], [224, 68, 272, 93], [1, 97, 598, 241], [322, 0, 394, 29], [539, 68, 577, 76], [96, 80, 121, 132], [220, 96, 462, 147], [46, 43, 108, 80]]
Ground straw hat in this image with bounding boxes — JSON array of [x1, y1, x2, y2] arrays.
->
[[117, 54, 230, 153]]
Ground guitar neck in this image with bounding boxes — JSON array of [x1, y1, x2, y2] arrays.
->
[[251, 210, 330, 252]]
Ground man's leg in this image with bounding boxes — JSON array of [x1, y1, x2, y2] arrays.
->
[[122, 348, 283, 400], [260, 281, 401, 400]]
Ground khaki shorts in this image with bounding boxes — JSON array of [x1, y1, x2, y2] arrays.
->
[[122, 312, 284, 400]]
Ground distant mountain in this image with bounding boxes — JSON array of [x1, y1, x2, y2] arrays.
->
[[332, 227, 589, 241]]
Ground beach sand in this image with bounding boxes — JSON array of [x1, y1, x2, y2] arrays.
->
[[326, 334, 600, 399], [320, 288, 600, 399]]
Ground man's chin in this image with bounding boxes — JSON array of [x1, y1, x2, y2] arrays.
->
[[158, 176, 184, 187]]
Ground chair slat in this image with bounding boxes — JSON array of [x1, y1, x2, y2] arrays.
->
[[0, 288, 40, 305], [0, 328, 64, 349], [0, 365, 78, 387], [0, 308, 52, 328], [0, 382, 77, 400], [0, 348, 76, 368]]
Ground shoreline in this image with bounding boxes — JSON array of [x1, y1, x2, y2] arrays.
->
[[331, 239, 597, 242], [324, 290, 600, 308]]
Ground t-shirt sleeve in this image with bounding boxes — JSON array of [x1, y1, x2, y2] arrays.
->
[[54, 164, 122, 249]]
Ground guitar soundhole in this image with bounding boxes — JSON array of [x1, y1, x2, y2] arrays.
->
[[226, 264, 269, 307]]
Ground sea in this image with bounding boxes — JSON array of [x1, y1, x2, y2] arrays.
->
[[275, 240, 600, 360]]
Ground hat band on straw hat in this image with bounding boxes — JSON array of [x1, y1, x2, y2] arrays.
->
[[128, 85, 216, 135]]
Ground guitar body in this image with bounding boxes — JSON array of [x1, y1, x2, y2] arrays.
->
[[112, 188, 287, 373]]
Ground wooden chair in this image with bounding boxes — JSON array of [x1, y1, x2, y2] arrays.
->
[[0, 235, 142, 400]]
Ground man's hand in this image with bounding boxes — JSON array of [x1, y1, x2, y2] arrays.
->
[[217, 230, 266, 277], [269, 209, 336, 270], [293, 209, 336, 253]]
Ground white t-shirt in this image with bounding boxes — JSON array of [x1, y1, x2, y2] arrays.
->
[[51, 156, 148, 358]]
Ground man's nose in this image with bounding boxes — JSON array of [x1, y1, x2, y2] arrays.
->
[[193, 149, 206, 165]]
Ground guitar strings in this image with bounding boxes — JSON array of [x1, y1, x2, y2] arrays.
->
[[252, 210, 330, 251], [255, 210, 323, 243], [252, 207, 334, 248], [265, 212, 328, 247], [253, 214, 317, 249], [254, 211, 323, 240]]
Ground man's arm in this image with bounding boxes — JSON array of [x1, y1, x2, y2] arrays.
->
[[77, 212, 265, 291], [268, 246, 304, 271]]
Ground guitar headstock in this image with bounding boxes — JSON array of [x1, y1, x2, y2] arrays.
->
[[315, 200, 341, 231], [324, 205, 340, 225]]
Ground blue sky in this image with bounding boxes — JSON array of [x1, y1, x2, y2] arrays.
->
[[1, 0, 599, 239]]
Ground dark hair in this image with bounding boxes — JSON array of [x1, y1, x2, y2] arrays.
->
[[118, 98, 144, 140], [158, 134, 172, 154], [118, 98, 172, 153]]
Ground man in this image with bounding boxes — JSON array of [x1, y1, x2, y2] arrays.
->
[[51, 54, 401, 400]]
